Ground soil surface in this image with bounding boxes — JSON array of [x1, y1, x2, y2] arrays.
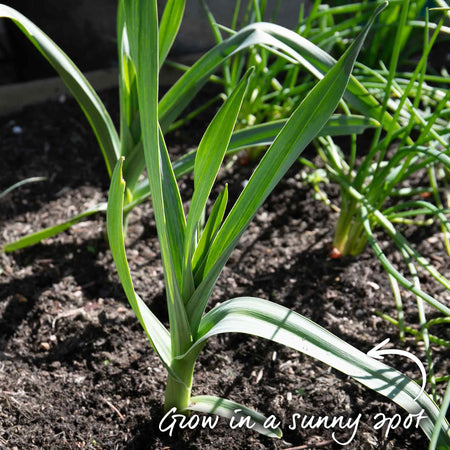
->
[[0, 88, 449, 450]]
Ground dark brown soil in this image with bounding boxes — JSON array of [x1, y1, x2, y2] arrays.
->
[[0, 89, 449, 450]]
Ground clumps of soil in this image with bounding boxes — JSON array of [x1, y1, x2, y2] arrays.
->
[[0, 89, 448, 449]]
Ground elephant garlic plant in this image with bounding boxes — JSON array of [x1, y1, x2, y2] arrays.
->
[[105, 0, 449, 445]]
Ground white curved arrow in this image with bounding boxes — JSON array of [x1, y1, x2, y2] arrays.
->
[[367, 338, 426, 400]]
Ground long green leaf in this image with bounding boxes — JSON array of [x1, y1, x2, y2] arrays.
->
[[207, 4, 386, 265], [0, 177, 46, 200], [183, 297, 450, 446], [0, 5, 120, 177], [159, 0, 186, 67], [117, 10, 145, 194], [430, 381, 450, 449], [159, 18, 391, 132], [159, 128, 187, 286], [3, 203, 108, 253], [171, 114, 379, 179], [183, 69, 253, 298], [106, 157, 171, 367], [188, 395, 282, 438], [123, 0, 191, 357], [185, 4, 387, 330]]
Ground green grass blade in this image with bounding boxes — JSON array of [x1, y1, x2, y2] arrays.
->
[[0, 177, 46, 200], [3, 203, 107, 253], [0, 5, 120, 177], [123, 0, 191, 357], [106, 157, 172, 367], [358, 204, 450, 316], [159, 0, 186, 67], [192, 186, 228, 284], [326, 164, 450, 316], [183, 69, 252, 297], [158, 18, 391, 133], [185, 4, 386, 335], [430, 381, 450, 449], [188, 395, 282, 438], [204, 4, 386, 279], [186, 297, 450, 445]]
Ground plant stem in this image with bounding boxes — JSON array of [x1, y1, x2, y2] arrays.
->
[[122, 188, 134, 237], [332, 197, 356, 253], [163, 357, 196, 413], [343, 220, 366, 256]]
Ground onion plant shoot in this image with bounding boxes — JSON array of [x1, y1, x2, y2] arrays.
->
[[106, 0, 449, 444]]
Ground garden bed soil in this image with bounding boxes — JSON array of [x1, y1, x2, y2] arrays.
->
[[0, 89, 449, 449]]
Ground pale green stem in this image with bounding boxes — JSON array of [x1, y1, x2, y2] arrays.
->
[[332, 198, 357, 253], [164, 357, 196, 413]]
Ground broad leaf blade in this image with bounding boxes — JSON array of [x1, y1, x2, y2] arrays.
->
[[186, 297, 450, 446], [106, 157, 171, 367], [188, 395, 282, 438], [0, 5, 120, 177]]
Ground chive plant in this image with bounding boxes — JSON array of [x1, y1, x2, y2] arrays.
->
[[189, 0, 448, 163], [0, 1, 396, 252], [105, 0, 450, 444], [202, 0, 450, 403], [299, 5, 450, 402]]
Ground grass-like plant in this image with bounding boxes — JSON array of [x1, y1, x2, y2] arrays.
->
[[299, 4, 450, 400], [105, 0, 450, 444], [192, 0, 449, 153], [0, 176, 46, 201], [200, 0, 450, 403], [0, 0, 395, 252]]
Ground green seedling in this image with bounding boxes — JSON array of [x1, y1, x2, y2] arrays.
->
[[106, 1, 449, 444], [1, 1, 394, 251], [300, 5, 450, 402]]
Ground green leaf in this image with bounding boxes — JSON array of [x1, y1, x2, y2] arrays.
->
[[159, 128, 187, 286], [0, 5, 119, 177], [117, 12, 144, 194], [182, 69, 253, 299], [430, 381, 450, 449], [183, 297, 450, 446], [106, 157, 172, 367], [171, 114, 379, 179], [159, 0, 186, 67], [188, 395, 282, 438], [229, 114, 379, 150], [3, 203, 107, 253], [185, 4, 387, 326], [123, 0, 191, 357], [0, 177, 46, 200], [192, 185, 228, 284], [159, 14, 391, 132], [359, 204, 450, 317]]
